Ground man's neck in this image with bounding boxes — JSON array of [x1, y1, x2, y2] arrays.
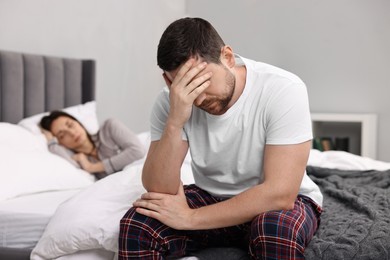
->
[[230, 65, 247, 106]]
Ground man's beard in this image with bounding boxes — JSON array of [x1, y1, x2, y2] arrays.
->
[[198, 66, 236, 115]]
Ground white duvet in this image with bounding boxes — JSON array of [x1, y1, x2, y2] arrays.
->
[[30, 160, 195, 260], [31, 147, 390, 260]]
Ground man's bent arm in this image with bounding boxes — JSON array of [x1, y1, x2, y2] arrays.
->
[[186, 141, 311, 230], [142, 59, 212, 194], [142, 123, 189, 194]]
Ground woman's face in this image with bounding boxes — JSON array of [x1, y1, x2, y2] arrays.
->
[[50, 116, 88, 150]]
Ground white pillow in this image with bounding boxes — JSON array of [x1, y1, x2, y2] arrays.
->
[[0, 123, 47, 152], [18, 101, 99, 135], [31, 161, 195, 260], [308, 149, 390, 171], [0, 123, 95, 201], [0, 149, 95, 201], [31, 165, 145, 260]]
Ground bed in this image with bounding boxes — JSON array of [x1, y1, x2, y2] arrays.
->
[[0, 49, 98, 260], [1, 49, 390, 260], [28, 149, 390, 260]]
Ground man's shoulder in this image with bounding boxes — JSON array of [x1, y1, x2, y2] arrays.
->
[[153, 87, 170, 110], [241, 56, 304, 85], [158, 87, 170, 99]]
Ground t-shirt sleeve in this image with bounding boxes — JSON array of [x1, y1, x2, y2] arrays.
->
[[264, 81, 313, 145], [100, 118, 146, 174]]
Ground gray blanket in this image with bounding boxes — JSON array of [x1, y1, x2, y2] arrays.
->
[[305, 166, 390, 260], [185, 166, 390, 260]]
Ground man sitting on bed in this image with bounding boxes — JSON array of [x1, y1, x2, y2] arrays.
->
[[119, 17, 323, 259]]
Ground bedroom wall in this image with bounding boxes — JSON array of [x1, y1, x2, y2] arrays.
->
[[0, 0, 185, 133], [186, 0, 390, 162], [1, 1, 389, 162]]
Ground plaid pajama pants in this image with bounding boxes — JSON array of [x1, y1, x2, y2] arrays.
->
[[119, 184, 322, 260]]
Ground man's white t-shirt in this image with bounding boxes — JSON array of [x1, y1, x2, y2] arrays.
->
[[150, 55, 323, 207]]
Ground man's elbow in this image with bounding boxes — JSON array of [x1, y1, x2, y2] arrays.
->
[[271, 192, 297, 211], [142, 183, 178, 195], [141, 172, 179, 195]]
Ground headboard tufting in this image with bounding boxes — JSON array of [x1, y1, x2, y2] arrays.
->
[[0, 50, 95, 123]]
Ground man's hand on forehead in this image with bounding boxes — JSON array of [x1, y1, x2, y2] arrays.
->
[[161, 57, 212, 129], [177, 58, 206, 77], [163, 58, 210, 88]]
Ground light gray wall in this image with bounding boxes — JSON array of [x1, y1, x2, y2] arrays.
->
[[1, 0, 389, 161], [187, 0, 390, 162], [0, 0, 185, 133]]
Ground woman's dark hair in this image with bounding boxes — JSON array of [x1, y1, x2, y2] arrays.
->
[[157, 17, 225, 71], [40, 111, 81, 132]]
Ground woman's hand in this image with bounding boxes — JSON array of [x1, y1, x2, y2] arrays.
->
[[40, 128, 54, 142], [73, 153, 105, 173]]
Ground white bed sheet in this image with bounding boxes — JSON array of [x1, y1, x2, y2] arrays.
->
[[55, 249, 116, 260], [0, 189, 82, 249], [307, 149, 390, 170], [54, 249, 197, 260]]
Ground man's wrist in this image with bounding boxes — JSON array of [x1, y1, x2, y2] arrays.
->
[[165, 117, 185, 132], [186, 208, 200, 230], [163, 120, 185, 140]]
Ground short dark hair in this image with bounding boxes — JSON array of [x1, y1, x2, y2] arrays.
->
[[40, 110, 82, 132], [157, 17, 225, 71]]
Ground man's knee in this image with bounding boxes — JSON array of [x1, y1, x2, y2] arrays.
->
[[249, 210, 306, 259], [119, 207, 160, 240], [119, 207, 165, 259], [119, 208, 139, 243], [119, 207, 190, 259]]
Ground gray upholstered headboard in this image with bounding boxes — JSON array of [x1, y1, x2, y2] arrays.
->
[[0, 50, 95, 123]]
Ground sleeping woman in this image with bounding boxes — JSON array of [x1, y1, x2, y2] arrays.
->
[[40, 111, 146, 179]]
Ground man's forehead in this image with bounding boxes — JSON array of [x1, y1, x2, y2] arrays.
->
[[164, 58, 207, 81]]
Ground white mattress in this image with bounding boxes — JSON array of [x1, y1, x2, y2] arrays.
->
[[0, 189, 81, 249]]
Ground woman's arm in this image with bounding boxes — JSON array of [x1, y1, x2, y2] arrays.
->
[[41, 129, 81, 169], [99, 118, 146, 174], [72, 153, 105, 173]]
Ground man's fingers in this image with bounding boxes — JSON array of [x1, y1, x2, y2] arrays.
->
[[173, 60, 207, 87], [189, 80, 211, 99], [173, 59, 194, 84], [133, 200, 160, 212], [186, 71, 212, 92]]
